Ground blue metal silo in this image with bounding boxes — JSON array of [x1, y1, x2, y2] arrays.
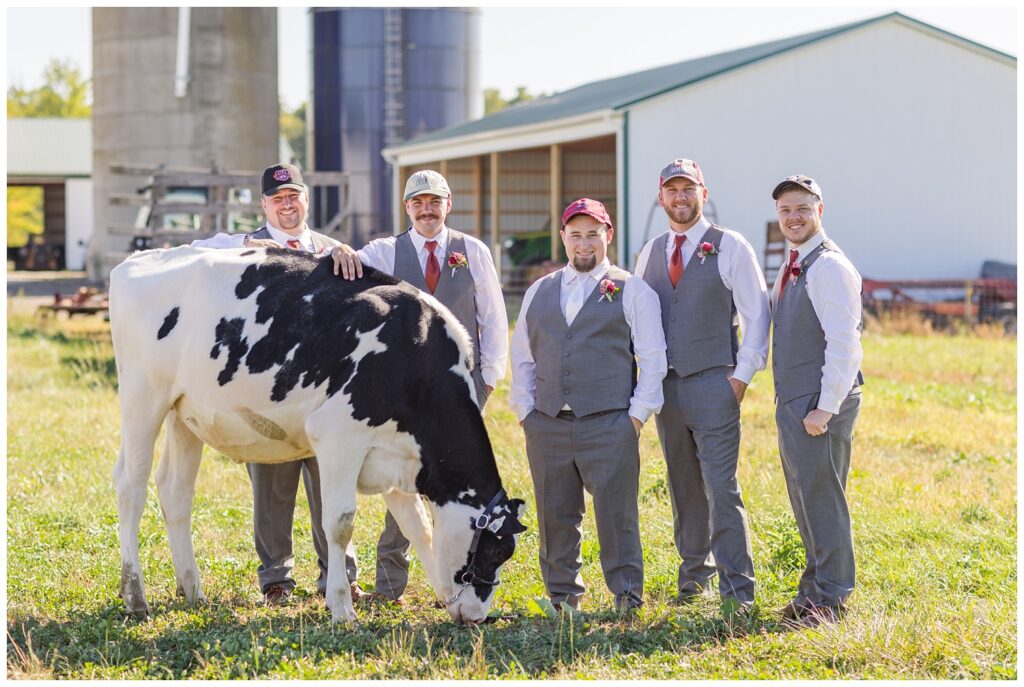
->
[[310, 8, 480, 245]]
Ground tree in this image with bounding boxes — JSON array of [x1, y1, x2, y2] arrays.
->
[[483, 86, 543, 115], [7, 187, 44, 248], [280, 102, 306, 168], [7, 58, 91, 118]]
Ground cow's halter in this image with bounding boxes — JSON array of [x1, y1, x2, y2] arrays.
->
[[443, 488, 507, 607]]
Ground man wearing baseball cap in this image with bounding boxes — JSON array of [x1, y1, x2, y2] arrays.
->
[[331, 169, 508, 604], [192, 162, 358, 606], [509, 198, 666, 612], [634, 158, 771, 614], [770, 175, 863, 627]]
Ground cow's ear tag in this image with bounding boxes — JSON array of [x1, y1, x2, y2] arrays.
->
[[474, 514, 490, 530], [487, 517, 506, 533]]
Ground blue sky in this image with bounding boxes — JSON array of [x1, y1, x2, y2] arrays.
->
[[6, 6, 1018, 110]]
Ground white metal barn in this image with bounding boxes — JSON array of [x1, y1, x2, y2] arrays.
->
[[383, 13, 1016, 285]]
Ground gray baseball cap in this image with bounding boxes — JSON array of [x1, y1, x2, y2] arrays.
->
[[772, 174, 823, 201], [403, 170, 451, 201]]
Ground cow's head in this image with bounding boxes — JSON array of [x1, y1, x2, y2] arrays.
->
[[430, 492, 526, 625]]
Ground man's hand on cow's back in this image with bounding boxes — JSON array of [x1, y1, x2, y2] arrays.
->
[[332, 244, 364, 280]]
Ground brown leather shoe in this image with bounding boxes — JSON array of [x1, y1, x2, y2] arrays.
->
[[263, 583, 292, 606], [349, 583, 368, 603], [779, 598, 809, 620]]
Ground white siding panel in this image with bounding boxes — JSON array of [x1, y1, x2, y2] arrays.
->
[[626, 20, 1016, 279]]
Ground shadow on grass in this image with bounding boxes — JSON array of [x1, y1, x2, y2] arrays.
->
[[7, 596, 802, 679]]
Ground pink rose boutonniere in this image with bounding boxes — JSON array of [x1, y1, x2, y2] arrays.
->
[[447, 251, 469, 277], [696, 241, 719, 264], [598, 279, 621, 303]]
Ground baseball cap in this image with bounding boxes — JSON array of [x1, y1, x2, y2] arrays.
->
[[262, 163, 306, 196], [403, 170, 451, 201], [561, 198, 613, 229], [659, 158, 705, 187], [772, 174, 823, 201]]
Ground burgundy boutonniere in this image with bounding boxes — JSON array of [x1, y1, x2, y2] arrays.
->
[[788, 262, 803, 285], [696, 241, 718, 264], [447, 251, 468, 277], [598, 279, 621, 303]]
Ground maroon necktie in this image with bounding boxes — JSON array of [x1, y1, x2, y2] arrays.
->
[[669, 234, 686, 288], [424, 240, 440, 294], [778, 249, 799, 301], [286, 239, 301, 250]]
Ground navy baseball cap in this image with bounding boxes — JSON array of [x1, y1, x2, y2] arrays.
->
[[772, 174, 823, 201]]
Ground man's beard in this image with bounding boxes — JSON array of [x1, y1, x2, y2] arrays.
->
[[665, 204, 697, 225], [572, 254, 598, 273]]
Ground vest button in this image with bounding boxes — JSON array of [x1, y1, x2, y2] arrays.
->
[[672, 298, 678, 303], [563, 389, 569, 395], [565, 334, 572, 339], [564, 371, 570, 376]]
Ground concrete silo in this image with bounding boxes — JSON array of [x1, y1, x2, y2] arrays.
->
[[90, 7, 279, 278], [309, 8, 481, 244]]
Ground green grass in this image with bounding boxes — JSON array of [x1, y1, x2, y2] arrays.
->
[[6, 312, 1017, 678]]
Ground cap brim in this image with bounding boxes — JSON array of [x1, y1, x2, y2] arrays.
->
[[404, 189, 451, 201], [264, 183, 306, 196], [771, 181, 818, 200], [660, 173, 701, 186]]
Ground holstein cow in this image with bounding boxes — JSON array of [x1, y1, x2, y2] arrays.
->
[[109, 246, 526, 625]]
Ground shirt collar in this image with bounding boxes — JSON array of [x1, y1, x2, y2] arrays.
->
[[266, 223, 311, 246], [667, 215, 711, 243], [409, 225, 449, 254], [563, 257, 610, 286], [791, 229, 826, 261]]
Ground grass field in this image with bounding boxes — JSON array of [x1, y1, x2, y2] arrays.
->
[[6, 309, 1017, 679]]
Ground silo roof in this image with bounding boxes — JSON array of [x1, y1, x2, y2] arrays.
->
[[7, 118, 92, 177], [393, 12, 1015, 150]]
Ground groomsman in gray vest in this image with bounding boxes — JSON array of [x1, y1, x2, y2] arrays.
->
[[331, 169, 508, 603], [634, 159, 771, 612], [510, 198, 667, 612], [770, 175, 863, 626], [191, 162, 359, 605]]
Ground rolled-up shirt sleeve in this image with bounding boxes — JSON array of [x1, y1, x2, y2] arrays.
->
[[622, 276, 668, 422], [508, 281, 542, 422], [467, 240, 509, 387], [806, 253, 864, 413]]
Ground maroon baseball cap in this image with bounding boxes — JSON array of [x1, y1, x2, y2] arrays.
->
[[659, 158, 705, 187], [561, 198, 613, 229]]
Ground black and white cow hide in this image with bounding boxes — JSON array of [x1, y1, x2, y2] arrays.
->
[[109, 245, 525, 625]]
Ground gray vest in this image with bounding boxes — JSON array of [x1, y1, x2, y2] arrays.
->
[[249, 225, 338, 252], [642, 226, 738, 377], [525, 266, 636, 417], [771, 238, 863, 403], [393, 229, 482, 379]]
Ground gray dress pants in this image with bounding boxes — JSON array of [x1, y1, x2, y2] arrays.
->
[[776, 389, 861, 608], [248, 457, 357, 594], [655, 366, 755, 604], [374, 375, 491, 599], [523, 408, 644, 610]]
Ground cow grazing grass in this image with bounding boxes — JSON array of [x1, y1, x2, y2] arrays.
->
[[6, 310, 1016, 679]]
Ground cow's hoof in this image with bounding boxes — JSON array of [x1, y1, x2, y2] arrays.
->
[[126, 604, 150, 622], [330, 607, 358, 626]]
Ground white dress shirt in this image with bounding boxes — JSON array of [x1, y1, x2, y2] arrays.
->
[[191, 224, 330, 254], [634, 215, 771, 385], [779, 230, 864, 414], [509, 258, 667, 424], [358, 226, 509, 388]]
